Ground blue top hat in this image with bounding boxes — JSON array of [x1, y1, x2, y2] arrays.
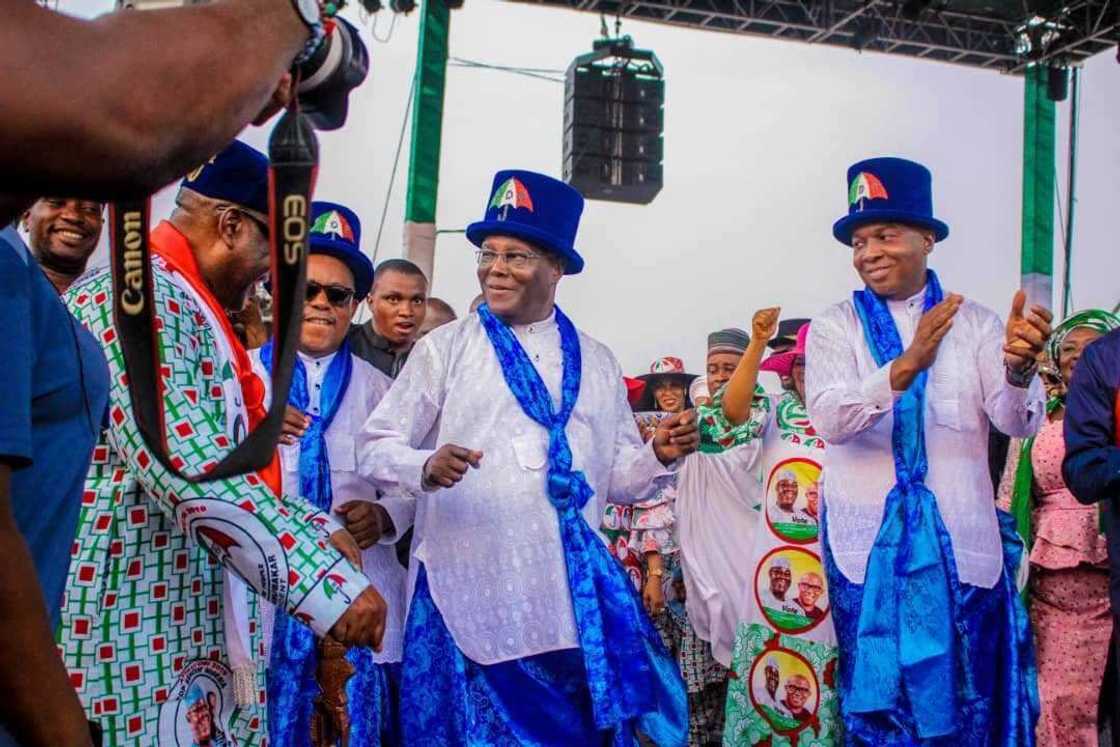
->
[[832, 157, 949, 246], [466, 170, 585, 275], [181, 140, 269, 216], [308, 201, 374, 299]]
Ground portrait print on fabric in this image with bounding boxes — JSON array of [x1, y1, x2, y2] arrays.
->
[[747, 647, 820, 731], [754, 547, 830, 634], [157, 660, 238, 746], [764, 457, 821, 544]]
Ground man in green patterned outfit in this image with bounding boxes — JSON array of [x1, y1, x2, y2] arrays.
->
[[58, 141, 386, 745]]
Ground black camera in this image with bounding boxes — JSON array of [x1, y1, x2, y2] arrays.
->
[[116, 1, 369, 131], [295, 16, 369, 131]]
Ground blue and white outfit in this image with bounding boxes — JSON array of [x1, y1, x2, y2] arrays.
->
[[806, 158, 1043, 744], [358, 170, 688, 746], [253, 200, 406, 746], [252, 345, 403, 745]]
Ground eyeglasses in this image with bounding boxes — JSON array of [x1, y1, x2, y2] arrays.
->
[[798, 582, 824, 592], [245, 212, 270, 237], [785, 683, 811, 695], [216, 204, 269, 238], [305, 281, 355, 307], [475, 249, 541, 270]]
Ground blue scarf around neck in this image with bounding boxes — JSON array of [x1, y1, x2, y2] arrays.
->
[[847, 269, 979, 738], [477, 304, 686, 742], [261, 340, 389, 746]]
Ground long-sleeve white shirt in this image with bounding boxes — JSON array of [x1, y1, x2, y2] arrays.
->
[[251, 349, 408, 663], [805, 287, 1044, 588], [675, 443, 761, 666], [356, 311, 673, 665]]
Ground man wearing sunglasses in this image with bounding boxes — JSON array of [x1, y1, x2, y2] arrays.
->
[[252, 201, 406, 743], [58, 143, 384, 743]]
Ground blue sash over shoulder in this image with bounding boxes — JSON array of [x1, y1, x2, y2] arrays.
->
[[849, 271, 972, 738], [847, 270, 1038, 742], [477, 304, 687, 745]]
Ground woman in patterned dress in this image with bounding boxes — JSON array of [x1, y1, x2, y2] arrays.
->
[[602, 377, 655, 591], [631, 357, 732, 746], [998, 310, 1120, 746]]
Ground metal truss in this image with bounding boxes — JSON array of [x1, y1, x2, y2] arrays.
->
[[510, 0, 1119, 72]]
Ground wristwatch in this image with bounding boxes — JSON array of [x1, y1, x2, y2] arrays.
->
[[1005, 362, 1038, 389]]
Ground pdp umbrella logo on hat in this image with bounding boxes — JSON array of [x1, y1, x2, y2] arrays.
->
[[311, 209, 356, 242], [489, 176, 535, 220], [832, 157, 949, 245], [848, 172, 889, 211]]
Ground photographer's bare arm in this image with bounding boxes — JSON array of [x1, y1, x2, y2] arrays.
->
[[0, 0, 308, 224], [0, 466, 92, 747]]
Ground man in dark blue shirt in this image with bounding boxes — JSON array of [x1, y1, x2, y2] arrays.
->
[[1062, 327, 1120, 746], [0, 226, 108, 746]]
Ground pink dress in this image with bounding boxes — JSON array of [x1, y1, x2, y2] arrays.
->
[[1028, 417, 1112, 747]]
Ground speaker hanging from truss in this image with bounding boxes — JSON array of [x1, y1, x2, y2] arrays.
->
[[563, 35, 664, 205]]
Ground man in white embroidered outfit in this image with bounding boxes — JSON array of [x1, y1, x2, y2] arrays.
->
[[252, 201, 406, 745], [805, 156, 1049, 743], [359, 169, 695, 745], [59, 142, 384, 745]]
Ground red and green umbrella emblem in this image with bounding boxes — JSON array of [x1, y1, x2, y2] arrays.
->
[[311, 210, 355, 241], [489, 177, 534, 219], [848, 172, 889, 209]]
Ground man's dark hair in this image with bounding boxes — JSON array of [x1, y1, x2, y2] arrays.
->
[[373, 258, 427, 289], [427, 297, 457, 319]]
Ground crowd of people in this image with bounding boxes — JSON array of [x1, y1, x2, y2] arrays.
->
[[3, 5, 1120, 747], [7, 134, 1120, 747]]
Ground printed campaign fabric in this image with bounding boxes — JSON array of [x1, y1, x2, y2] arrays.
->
[[58, 255, 369, 745], [723, 391, 839, 747], [698, 386, 769, 454]]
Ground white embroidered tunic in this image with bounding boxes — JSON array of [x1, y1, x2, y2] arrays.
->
[[357, 311, 672, 665], [251, 350, 408, 663], [805, 288, 1044, 588]]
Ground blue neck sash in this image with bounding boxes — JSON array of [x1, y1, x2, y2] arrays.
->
[[477, 304, 685, 737], [261, 341, 387, 746], [847, 270, 977, 738]]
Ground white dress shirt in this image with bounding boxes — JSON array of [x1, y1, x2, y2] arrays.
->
[[805, 287, 1044, 588], [251, 349, 408, 663], [357, 311, 673, 665], [674, 444, 761, 667]]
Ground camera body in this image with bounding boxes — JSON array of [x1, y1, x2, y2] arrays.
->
[[115, 0, 368, 130]]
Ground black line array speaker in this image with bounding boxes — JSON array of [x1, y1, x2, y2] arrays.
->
[[563, 38, 664, 205]]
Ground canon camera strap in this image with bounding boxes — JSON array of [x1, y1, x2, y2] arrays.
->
[[109, 109, 318, 482]]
